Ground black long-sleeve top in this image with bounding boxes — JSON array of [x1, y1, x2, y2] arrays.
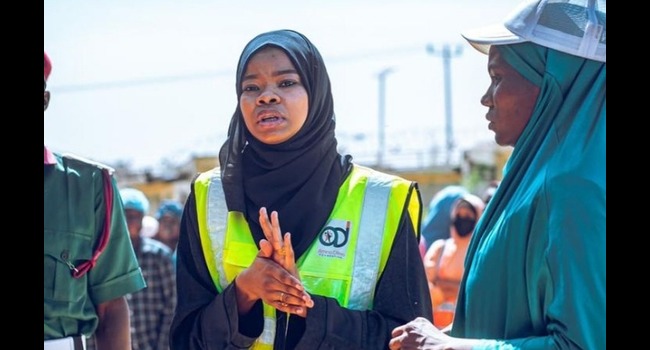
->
[[170, 179, 432, 350]]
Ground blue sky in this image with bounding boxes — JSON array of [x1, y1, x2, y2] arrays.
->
[[44, 0, 519, 171]]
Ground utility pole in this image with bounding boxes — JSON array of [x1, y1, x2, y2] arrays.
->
[[377, 67, 394, 169], [426, 43, 463, 165]]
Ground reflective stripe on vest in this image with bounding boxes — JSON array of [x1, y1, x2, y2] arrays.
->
[[348, 169, 392, 309], [194, 165, 414, 349]]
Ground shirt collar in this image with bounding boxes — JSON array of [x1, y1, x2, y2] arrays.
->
[[44, 146, 56, 165]]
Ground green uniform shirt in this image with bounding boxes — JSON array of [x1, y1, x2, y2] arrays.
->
[[44, 153, 146, 340]]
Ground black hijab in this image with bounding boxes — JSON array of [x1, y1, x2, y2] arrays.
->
[[219, 29, 352, 258]]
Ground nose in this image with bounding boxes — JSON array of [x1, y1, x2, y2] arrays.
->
[[257, 87, 280, 105], [480, 87, 492, 108]]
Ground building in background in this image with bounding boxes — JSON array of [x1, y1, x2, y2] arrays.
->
[[112, 144, 509, 215]]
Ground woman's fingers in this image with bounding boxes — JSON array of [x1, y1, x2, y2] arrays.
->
[[388, 334, 404, 350], [391, 324, 406, 337], [272, 290, 310, 317], [270, 210, 283, 245], [257, 257, 314, 310], [259, 207, 277, 244], [283, 231, 293, 249], [256, 208, 312, 309], [259, 207, 295, 267], [282, 233, 302, 280], [258, 239, 273, 258], [263, 267, 313, 316], [238, 256, 302, 295], [259, 208, 281, 241]]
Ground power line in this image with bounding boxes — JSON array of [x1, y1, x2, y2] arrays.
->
[[50, 44, 436, 93], [52, 69, 233, 93]]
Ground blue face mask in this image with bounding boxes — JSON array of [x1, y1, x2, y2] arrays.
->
[[453, 217, 476, 237]]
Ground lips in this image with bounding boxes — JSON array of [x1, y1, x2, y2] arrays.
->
[[260, 116, 281, 123], [485, 115, 494, 130], [254, 109, 287, 130], [256, 109, 284, 123]]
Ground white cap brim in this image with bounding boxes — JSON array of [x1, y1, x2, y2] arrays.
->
[[461, 23, 527, 55]]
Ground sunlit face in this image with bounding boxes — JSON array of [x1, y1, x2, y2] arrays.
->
[[480, 46, 540, 147], [156, 213, 181, 250], [450, 200, 480, 238], [124, 208, 144, 240], [454, 203, 477, 222], [240, 47, 309, 145]]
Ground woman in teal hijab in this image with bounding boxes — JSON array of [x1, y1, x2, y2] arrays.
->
[[390, 0, 605, 348]]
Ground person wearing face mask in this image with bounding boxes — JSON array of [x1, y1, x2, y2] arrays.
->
[[422, 194, 484, 329]]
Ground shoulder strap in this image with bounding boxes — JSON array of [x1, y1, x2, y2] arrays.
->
[[73, 168, 113, 278], [61, 153, 115, 175]]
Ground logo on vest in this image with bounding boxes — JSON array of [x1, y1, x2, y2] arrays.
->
[[317, 219, 351, 259]]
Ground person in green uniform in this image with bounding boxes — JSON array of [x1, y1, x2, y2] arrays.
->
[[389, 0, 606, 349], [44, 51, 146, 350]]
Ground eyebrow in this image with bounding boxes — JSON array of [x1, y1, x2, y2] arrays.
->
[[242, 69, 299, 81], [487, 61, 502, 71]]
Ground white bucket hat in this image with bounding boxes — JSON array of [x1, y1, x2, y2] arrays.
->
[[461, 0, 606, 62]]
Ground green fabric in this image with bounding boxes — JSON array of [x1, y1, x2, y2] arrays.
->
[[44, 153, 146, 340], [452, 43, 606, 349]]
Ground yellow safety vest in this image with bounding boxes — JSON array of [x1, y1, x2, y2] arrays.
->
[[193, 165, 420, 349]]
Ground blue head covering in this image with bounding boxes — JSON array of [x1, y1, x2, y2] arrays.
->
[[420, 185, 468, 248], [155, 199, 184, 220], [119, 188, 150, 214]]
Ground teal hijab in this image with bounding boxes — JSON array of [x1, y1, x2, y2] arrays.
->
[[473, 42, 605, 235], [452, 42, 606, 348]]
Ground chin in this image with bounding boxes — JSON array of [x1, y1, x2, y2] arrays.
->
[[493, 134, 511, 147], [252, 133, 287, 145]]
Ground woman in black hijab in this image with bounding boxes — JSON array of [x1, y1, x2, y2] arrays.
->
[[170, 29, 432, 349]]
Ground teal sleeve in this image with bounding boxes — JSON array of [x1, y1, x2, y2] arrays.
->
[[470, 174, 606, 350], [88, 175, 146, 304], [469, 338, 548, 349], [470, 338, 549, 349], [542, 174, 606, 350]]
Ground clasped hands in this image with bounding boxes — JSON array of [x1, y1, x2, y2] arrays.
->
[[235, 207, 314, 318]]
